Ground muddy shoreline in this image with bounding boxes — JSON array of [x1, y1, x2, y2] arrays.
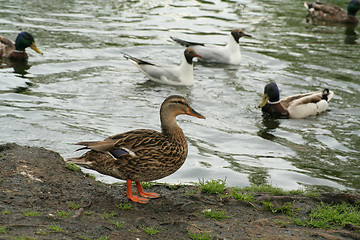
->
[[1, 143, 359, 239]]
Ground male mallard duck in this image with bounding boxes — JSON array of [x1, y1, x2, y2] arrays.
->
[[258, 82, 334, 119], [304, 0, 360, 24], [170, 29, 252, 65], [123, 48, 201, 86], [0, 32, 42, 61], [67, 95, 205, 203]]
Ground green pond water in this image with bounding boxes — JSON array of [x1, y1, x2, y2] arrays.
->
[[1, 0, 359, 191]]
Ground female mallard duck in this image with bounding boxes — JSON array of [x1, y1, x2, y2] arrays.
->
[[258, 82, 334, 119], [304, 0, 360, 24], [67, 95, 205, 203], [0, 31, 42, 61]]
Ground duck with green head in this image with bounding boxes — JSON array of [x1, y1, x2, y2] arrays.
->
[[304, 0, 360, 24], [0, 31, 42, 61], [258, 82, 334, 119]]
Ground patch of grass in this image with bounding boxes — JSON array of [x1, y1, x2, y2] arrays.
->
[[140, 225, 161, 235], [116, 202, 132, 210], [261, 200, 298, 216], [141, 181, 156, 189], [65, 162, 81, 171], [195, 178, 226, 194], [110, 219, 124, 229], [0, 226, 8, 234], [293, 202, 360, 229], [231, 189, 256, 202], [56, 210, 71, 218], [97, 236, 110, 240], [69, 202, 80, 210], [168, 183, 185, 190], [85, 173, 96, 179], [274, 219, 289, 227], [0, 210, 11, 215], [14, 237, 36, 240], [103, 211, 116, 220], [49, 222, 63, 232], [103, 211, 124, 229], [240, 184, 290, 195], [83, 210, 93, 215], [203, 209, 230, 221], [188, 231, 213, 240], [23, 210, 39, 217]]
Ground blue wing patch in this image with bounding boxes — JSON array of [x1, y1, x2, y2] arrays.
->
[[108, 148, 129, 159]]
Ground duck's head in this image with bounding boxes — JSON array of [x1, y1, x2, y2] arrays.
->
[[184, 48, 202, 64], [231, 29, 252, 44], [348, 0, 360, 16], [258, 82, 280, 108], [15, 32, 43, 55], [160, 95, 205, 121]]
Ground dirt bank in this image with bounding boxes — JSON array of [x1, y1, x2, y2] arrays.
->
[[1, 143, 359, 239]]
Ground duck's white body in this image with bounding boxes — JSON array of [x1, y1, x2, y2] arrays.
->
[[284, 91, 334, 119]]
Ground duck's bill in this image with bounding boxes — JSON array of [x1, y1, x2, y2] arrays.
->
[[186, 108, 206, 119], [244, 33, 252, 38], [30, 42, 43, 55], [258, 94, 269, 108]]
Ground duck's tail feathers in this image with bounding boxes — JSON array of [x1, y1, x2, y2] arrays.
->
[[123, 53, 155, 66], [170, 36, 205, 47]]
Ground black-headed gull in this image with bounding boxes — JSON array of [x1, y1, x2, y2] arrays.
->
[[123, 48, 201, 86], [170, 29, 251, 65]]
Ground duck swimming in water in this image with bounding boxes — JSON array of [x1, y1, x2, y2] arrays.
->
[[258, 82, 334, 119], [304, 0, 360, 25], [0, 31, 42, 61]]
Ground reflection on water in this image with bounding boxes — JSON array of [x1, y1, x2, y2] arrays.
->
[[1, 0, 359, 192], [257, 116, 280, 141]]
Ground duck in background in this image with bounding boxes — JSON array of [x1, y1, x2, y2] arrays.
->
[[258, 82, 334, 119], [170, 29, 251, 65], [0, 32, 42, 61], [67, 95, 205, 204], [123, 48, 201, 86], [304, 0, 360, 25]]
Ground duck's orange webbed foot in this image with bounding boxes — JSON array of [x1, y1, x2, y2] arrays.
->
[[127, 194, 149, 204], [136, 182, 161, 199], [126, 179, 149, 204]]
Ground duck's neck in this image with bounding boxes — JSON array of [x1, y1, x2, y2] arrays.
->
[[160, 114, 187, 145]]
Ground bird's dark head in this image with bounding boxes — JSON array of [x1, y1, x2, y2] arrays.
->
[[231, 29, 252, 43], [15, 32, 42, 54], [348, 0, 360, 16], [258, 82, 280, 108]]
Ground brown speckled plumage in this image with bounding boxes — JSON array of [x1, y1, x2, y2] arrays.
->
[[67, 95, 205, 203], [304, 1, 360, 25]]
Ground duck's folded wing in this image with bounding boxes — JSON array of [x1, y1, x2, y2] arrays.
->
[[313, 2, 344, 15], [284, 92, 328, 119]]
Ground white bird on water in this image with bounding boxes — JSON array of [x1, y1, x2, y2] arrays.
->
[[123, 48, 201, 86], [170, 29, 251, 65]]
